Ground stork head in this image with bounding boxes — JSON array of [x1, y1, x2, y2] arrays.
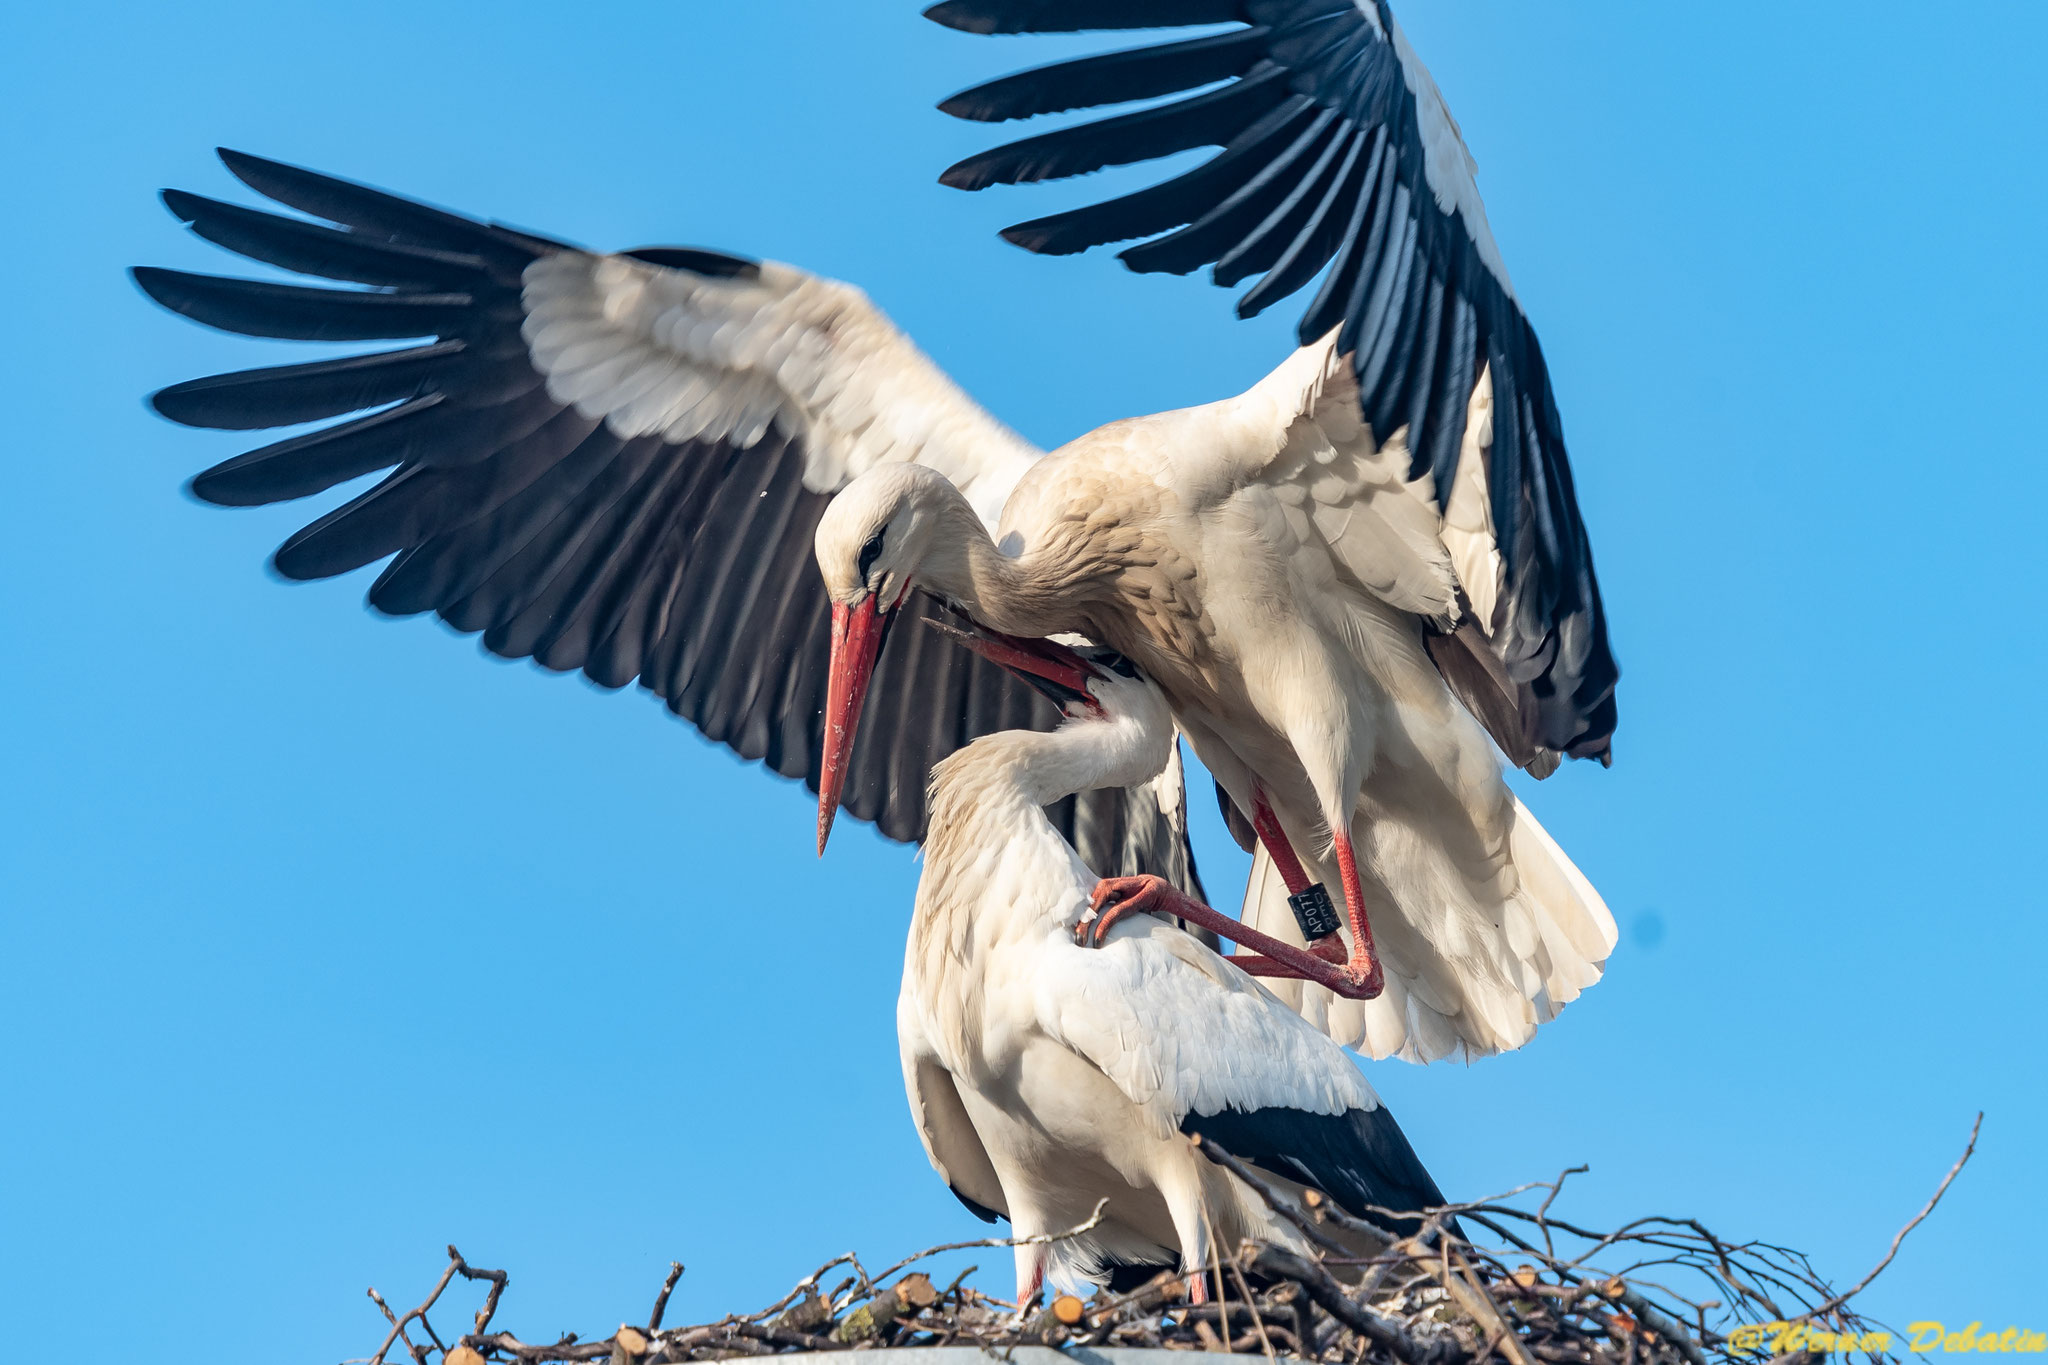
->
[[814, 464, 969, 612], [812, 464, 983, 855]]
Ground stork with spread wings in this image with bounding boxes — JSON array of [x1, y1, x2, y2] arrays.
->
[[134, 0, 1616, 1064]]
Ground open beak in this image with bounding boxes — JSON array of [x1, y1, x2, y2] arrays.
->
[[817, 592, 893, 855]]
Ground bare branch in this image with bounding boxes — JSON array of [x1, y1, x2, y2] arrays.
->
[[1802, 1110, 1981, 1321], [646, 1262, 683, 1332]]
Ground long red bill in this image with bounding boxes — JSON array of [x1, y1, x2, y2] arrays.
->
[[955, 631, 1102, 710], [817, 593, 887, 855], [923, 614, 1104, 713]]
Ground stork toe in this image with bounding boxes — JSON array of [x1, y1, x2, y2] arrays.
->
[[1081, 874, 1176, 946]]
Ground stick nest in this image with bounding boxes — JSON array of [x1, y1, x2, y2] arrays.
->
[[358, 1120, 1979, 1365]]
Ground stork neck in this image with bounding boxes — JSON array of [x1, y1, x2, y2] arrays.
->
[[912, 693, 1173, 982], [926, 703, 1170, 861], [917, 501, 1075, 641]]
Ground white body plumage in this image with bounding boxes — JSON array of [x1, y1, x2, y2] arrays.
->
[[898, 667, 1429, 1298]]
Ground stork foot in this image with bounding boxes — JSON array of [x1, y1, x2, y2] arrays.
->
[[1335, 949, 1383, 999], [1079, 874, 1183, 947], [1080, 877, 1384, 998]]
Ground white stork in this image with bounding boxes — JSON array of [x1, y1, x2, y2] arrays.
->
[[133, 0, 1616, 1060], [898, 626, 1448, 1303]]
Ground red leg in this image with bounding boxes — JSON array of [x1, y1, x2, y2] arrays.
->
[[1329, 829, 1384, 997], [1250, 788, 1348, 966], [1248, 789, 1312, 894], [1016, 1254, 1045, 1313], [1081, 876, 1380, 1000]]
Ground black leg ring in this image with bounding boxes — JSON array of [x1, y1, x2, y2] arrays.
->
[[1287, 883, 1341, 940]]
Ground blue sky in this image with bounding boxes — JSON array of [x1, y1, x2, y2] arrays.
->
[[4, 0, 2043, 1355]]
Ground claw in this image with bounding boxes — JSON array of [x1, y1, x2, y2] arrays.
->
[[1081, 874, 1181, 949]]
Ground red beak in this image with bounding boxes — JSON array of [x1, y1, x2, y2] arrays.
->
[[952, 630, 1103, 709], [923, 612, 1106, 714], [817, 593, 888, 855]]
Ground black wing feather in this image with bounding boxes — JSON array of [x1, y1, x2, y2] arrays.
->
[[1183, 1104, 1449, 1239], [940, 62, 1292, 190], [133, 268, 480, 342], [137, 150, 1205, 888], [1000, 94, 1316, 254], [1121, 103, 1335, 275], [939, 28, 1271, 123], [930, 0, 1619, 766], [161, 190, 494, 288], [924, 1, 1241, 35], [151, 342, 476, 431]]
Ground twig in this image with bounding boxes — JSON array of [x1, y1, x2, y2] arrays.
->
[[738, 1253, 859, 1325], [1801, 1110, 1981, 1321], [1225, 1238, 1277, 1362], [1191, 1133, 1350, 1254], [1444, 1250, 1537, 1365], [367, 1287, 427, 1365], [448, 1246, 510, 1335], [368, 1251, 472, 1365], [647, 1261, 683, 1332], [1535, 1167, 1590, 1260], [863, 1198, 1111, 1290], [1247, 1243, 1447, 1365]]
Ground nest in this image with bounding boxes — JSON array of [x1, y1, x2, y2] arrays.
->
[[357, 1121, 1978, 1365]]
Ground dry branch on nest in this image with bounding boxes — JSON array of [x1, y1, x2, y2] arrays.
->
[[353, 1115, 1978, 1365]]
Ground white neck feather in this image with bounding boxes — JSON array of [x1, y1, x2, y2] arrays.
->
[[916, 693, 1173, 945], [939, 703, 1166, 820], [909, 485, 1070, 640]]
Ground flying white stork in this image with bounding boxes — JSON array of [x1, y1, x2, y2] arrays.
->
[[898, 625, 1448, 1303], [133, 0, 1616, 1060], [815, 1, 1619, 1059]]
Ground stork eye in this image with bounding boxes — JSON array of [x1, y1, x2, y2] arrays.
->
[[858, 529, 886, 583]]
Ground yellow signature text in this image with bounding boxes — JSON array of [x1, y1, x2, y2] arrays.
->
[[1906, 1323, 2048, 1354], [1727, 1321, 2047, 1356], [1727, 1323, 1892, 1356]]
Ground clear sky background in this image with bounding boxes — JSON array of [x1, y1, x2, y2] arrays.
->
[[4, 1, 2043, 1355]]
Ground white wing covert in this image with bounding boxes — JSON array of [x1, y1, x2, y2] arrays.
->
[[521, 252, 1036, 525], [1039, 918, 1379, 1140], [1228, 336, 1563, 775]]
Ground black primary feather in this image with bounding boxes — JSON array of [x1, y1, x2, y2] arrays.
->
[[928, 0, 1618, 768], [135, 149, 1209, 896]]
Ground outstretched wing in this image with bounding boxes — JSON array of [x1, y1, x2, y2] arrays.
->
[[134, 148, 1200, 882], [927, 0, 1616, 764], [1244, 336, 1556, 775]]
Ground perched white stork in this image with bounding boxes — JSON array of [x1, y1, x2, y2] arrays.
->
[[133, 0, 1616, 1060], [898, 626, 1448, 1302]]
